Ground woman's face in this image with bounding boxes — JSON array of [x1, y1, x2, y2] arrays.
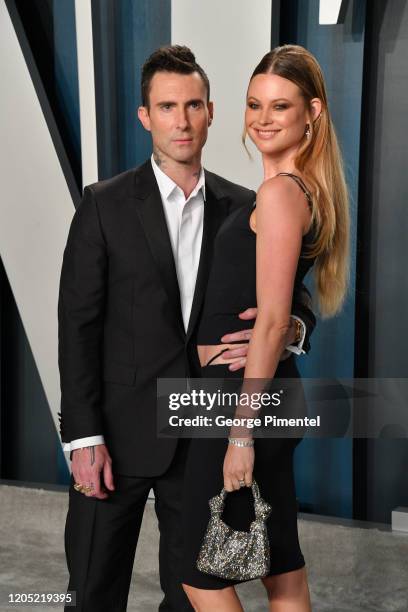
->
[[245, 73, 311, 157]]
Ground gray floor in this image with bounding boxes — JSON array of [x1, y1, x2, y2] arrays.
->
[[0, 485, 407, 611]]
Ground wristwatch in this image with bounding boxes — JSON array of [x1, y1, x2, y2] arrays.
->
[[293, 318, 303, 344]]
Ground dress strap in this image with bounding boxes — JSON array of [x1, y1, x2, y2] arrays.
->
[[205, 348, 229, 367], [275, 172, 313, 209]]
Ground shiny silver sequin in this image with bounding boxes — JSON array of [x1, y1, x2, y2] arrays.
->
[[196, 480, 272, 581]]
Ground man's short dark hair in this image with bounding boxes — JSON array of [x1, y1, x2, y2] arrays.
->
[[141, 45, 210, 107]]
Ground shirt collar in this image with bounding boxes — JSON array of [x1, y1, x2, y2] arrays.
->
[[151, 155, 206, 202]]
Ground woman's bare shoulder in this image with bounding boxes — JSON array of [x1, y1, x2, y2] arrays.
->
[[256, 175, 310, 230]]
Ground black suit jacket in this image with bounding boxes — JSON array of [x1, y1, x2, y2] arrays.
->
[[58, 160, 315, 476]]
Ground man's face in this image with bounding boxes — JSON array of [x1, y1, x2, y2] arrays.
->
[[138, 71, 213, 165]]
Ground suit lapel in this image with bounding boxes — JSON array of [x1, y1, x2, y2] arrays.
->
[[186, 179, 230, 342], [133, 162, 184, 337], [132, 162, 232, 343]]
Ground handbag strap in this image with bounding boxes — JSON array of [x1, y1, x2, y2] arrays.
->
[[251, 480, 261, 499], [211, 480, 271, 521], [220, 480, 259, 498], [220, 480, 260, 500]]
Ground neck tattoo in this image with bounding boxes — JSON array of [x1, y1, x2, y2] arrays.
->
[[153, 148, 165, 169]]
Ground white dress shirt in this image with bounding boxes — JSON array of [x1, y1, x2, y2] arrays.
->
[[63, 157, 306, 452], [152, 156, 205, 331]]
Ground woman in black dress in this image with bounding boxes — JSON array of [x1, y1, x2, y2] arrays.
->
[[182, 45, 350, 611]]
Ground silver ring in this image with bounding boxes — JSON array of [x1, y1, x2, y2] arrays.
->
[[239, 480, 245, 487]]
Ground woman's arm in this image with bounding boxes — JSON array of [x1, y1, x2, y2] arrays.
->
[[223, 175, 311, 491], [242, 175, 310, 379]]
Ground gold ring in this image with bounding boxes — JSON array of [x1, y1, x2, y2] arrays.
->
[[82, 485, 93, 494], [73, 483, 83, 492]]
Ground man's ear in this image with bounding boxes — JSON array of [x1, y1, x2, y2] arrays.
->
[[138, 106, 151, 131], [208, 101, 214, 126]]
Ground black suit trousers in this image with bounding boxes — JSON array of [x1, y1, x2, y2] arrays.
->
[[64, 440, 193, 612]]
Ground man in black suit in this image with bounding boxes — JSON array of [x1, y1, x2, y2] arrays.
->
[[58, 46, 315, 611]]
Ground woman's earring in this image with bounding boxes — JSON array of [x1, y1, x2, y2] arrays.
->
[[305, 123, 311, 139]]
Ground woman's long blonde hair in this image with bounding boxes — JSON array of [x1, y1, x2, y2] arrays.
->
[[246, 45, 350, 318]]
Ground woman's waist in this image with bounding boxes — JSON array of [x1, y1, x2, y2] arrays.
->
[[197, 343, 248, 367], [197, 343, 299, 376]]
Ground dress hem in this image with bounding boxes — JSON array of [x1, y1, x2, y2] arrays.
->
[[181, 558, 306, 590]]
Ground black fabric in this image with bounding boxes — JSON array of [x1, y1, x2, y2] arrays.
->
[[58, 160, 316, 606], [64, 440, 192, 612], [58, 161, 316, 475], [197, 184, 316, 345], [58, 160, 255, 476], [182, 359, 306, 589], [184, 176, 314, 587]]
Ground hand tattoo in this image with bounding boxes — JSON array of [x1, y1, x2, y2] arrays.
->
[[86, 446, 96, 466]]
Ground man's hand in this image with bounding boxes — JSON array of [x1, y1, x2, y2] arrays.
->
[[71, 444, 114, 500], [220, 308, 296, 371]]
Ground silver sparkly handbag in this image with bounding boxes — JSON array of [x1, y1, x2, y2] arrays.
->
[[196, 480, 272, 581]]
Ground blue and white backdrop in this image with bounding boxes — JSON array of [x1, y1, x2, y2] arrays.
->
[[3, 0, 405, 524]]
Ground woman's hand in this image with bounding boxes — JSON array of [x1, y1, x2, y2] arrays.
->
[[223, 443, 254, 492]]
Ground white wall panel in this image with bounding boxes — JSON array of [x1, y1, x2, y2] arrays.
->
[[74, 0, 98, 187], [0, 1, 74, 465], [172, 0, 272, 191]]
